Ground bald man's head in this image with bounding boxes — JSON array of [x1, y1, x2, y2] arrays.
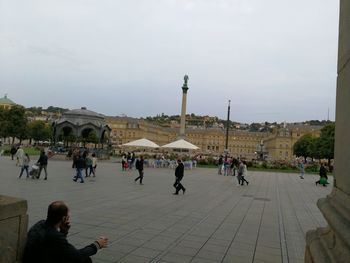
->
[[46, 201, 69, 226]]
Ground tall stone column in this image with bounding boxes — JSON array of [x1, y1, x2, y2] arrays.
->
[[305, 1, 350, 262], [179, 75, 189, 139]]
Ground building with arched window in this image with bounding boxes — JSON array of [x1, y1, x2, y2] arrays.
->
[[53, 107, 111, 147]]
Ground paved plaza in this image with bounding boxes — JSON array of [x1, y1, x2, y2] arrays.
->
[[0, 156, 332, 263]]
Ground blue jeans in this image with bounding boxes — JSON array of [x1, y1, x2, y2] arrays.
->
[[20, 165, 29, 178], [224, 164, 230, 176], [74, 168, 84, 182]]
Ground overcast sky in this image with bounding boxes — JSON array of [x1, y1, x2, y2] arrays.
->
[[0, 0, 339, 123]]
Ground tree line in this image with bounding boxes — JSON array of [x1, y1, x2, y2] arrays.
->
[[0, 105, 100, 147], [293, 124, 335, 166], [0, 106, 52, 144]]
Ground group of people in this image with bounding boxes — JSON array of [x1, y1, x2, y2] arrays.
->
[[298, 160, 330, 186], [72, 149, 98, 183], [217, 156, 249, 186], [13, 145, 100, 183], [132, 155, 186, 195], [14, 145, 49, 180], [121, 152, 135, 171], [217, 156, 240, 176]]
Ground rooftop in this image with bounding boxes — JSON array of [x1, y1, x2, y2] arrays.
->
[[0, 94, 16, 105]]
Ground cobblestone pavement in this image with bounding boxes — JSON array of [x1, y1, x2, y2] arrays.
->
[[0, 156, 332, 263]]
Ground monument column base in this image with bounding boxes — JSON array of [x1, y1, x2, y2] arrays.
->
[[305, 189, 350, 262]]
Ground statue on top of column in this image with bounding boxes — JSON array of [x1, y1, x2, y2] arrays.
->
[[184, 75, 189, 86]]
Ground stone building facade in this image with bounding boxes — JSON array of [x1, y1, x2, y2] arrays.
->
[[264, 125, 322, 161], [106, 116, 321, 161]]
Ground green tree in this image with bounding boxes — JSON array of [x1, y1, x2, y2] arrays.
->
[[318, 124, 335, 165], [293, 134, 314, 161], [58, 127, 76, 147], [80, 129, 98, 147], [28, 120, 52, 143], [249, 123, 262, 132], [0, 108, 9, 138], [307, 137, 322, 160], [6, 106, 28, 143], [86, 130, 98, 144]]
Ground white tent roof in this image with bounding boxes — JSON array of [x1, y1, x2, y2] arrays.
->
[[161, 139, 199, 150], [122, 138, 160, 148]]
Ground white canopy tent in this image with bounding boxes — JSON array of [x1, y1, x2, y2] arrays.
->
[[121, 138, 160, 148], [161, 139, 199, 150]]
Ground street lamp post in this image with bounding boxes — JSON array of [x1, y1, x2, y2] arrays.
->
[[225, 100, 231, 160]]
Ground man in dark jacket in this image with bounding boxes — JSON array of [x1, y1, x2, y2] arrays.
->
[[22, 201, 108, 263], [73, 154, 85, 183], [37, 150, 48, 180], [134, 156, 144, 184], [173, 159, 186, 195], [10, 145, 17, 160]]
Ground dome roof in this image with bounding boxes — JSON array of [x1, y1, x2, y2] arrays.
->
[[55, 107, 110, 129], [63, 107, 105, 119], [0, 94, 16, 105]]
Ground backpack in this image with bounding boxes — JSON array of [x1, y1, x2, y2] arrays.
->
[[135, 159, 140, 170]]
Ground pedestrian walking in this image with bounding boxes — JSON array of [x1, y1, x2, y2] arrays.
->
[[223, 158, 230, 176], [231, 158, 239, 176], [72, 149, 79, 168], [127, 152, 132, 170], [134, 156, 144, 184], [10, 145, 17, 160], [37, 150, 48, 180], [240, 161, 249, 185], [16, 145, 25, 166], [121, 155, 127, 171], [19, 153, 30, 178], [237, 160, 244, 186], [90, 153, 97, 177], [316, 163, 329, 187], [130, 152, 135, 170], [217, 155, 223, 175], [173, 159, 186, 195], [85, 154, 92, 177], [299, 160, 305, 179], [73, 154, 85, 183]]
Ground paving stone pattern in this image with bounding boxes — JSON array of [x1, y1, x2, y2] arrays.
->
[[0, 157, 332, 263]]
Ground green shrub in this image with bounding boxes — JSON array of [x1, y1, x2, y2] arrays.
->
[[198, 159, 209, 165], [305, 164, 319, 173]]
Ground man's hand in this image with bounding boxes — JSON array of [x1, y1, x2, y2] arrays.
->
[[96, 237, 108, 248], [59, 216, 71, 235]]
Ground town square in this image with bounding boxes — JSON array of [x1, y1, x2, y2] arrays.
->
[[0, 155, 332, 263], [1, 1, 350, 263]]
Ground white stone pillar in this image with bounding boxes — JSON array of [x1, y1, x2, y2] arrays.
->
[[305, 1, 350, 262]]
